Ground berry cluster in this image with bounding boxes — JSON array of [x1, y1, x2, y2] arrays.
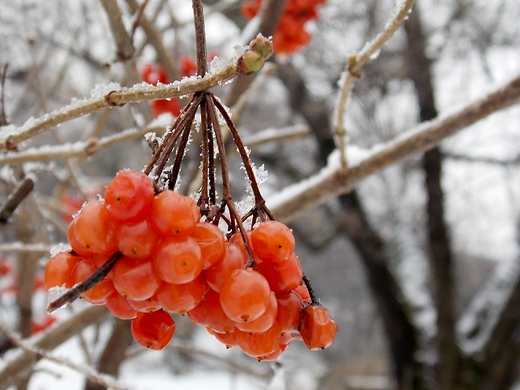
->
[[241, 0, 327, 54], [44, 169, 336, 358]]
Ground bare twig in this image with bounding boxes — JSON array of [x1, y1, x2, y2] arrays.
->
[[0, 63, 8, 126], [0, 323, 127, 390], [0, 177, 34, 223], [0, 306, 109, 390], [333, 0, 416, 175], [270, 73, 520, 222]]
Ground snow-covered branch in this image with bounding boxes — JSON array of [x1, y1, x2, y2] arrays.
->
[[0, 37, 268, 152], [270, 73, 520, 222]]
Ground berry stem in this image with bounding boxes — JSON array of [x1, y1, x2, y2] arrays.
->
[[192, 0, 207, 77], [211, 95, 274, 220], [302, 273, 320, 306], [47, 251, 123, 313]]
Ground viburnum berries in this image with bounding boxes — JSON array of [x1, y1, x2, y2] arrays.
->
[[241, 0, 327, 54], [44, 34, 336, 359]]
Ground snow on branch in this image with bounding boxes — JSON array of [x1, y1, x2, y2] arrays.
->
[[269, 73, 520, 223], [0, 36, 268, 152]]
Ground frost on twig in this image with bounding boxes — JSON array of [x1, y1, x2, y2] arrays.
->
[[0, 36, 271, 152], [333, 0, 416, 175]]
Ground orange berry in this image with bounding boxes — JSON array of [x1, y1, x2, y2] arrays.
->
[[256, 252, 303, 294], [219, 268, 271, 323], [154, 237, 203, 284], [127, 296, 162, 313], [112, 256, 161, 301], [192, 222, 226, 269], [106, 292, 137, 320], [275, 291, 304, 332], [131, 310, 175, 350], [205, 242, 247, 292], [251, 221, 295, 263], [156, 276, 205, 314], [104, 170, 155, 222], [116, 220, 159, 259], [150, 191, 200, 237], [43, 252, 81, 290], [68, 200, 117, 256], [235, 291, 278, 333], [299, 305, 337, 350], [235, 321, 282, 358], [187, 300, 208, 326], [203, 289, 236, 334]]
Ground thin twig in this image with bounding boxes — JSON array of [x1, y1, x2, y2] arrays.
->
[[0, 63, 8, 126], [0, 242, 51, 254], [244, 124, 310, 149], [270, 72, 520, 222], [0, 177, 35, 223], [192, 0, 208, 76], [333, 0, 416, 175], [0, 305, 109, 390], [0, 323, 127, 390]]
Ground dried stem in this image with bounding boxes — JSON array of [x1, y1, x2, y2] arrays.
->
[[192, 0, 208, 76], [0, 63, 8, 126], [333, 0, 416, 175], [0, 177, 34, 223], [47, 251, 123, 313]]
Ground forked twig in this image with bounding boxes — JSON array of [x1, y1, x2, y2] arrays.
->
[[333, 0, 416, 175]]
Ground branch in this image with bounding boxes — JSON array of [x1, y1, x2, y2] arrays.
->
[[269, 73, 520, 222], [0, 39, 266, 152], [0, 322, 127, 390], [333, 0, 416, 174], [0, 306, 109, 390], [0, 124, 166, 166]]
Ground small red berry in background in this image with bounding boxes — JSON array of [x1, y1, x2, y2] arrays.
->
[[240, 0, 326, 54], [140, 63, 181, 117]]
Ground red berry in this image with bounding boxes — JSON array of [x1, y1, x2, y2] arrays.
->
[[150, 191, 200, 237], [71, 257, 115, 305], [204, 243, 246, 292], [203, 289, 236, 334], [219, 268, 271, 323], [299, 305, 337, 350], [156, 276, 205, 315], [106, 292, 138, 320], [154, 237, 203, 284], [235, 321, 282, 358], [192, 222, 226, 269], [68, 200, 118, 256], [275, 291, 304, 332], [112, 256, 161, 301], [116, 220, 159, 259], [44, 252, 81, 290], [251, 221, 295, 263], [131, 310, 175, 350], [256, 252, 303, 294], [104, 170, 155, 222], [235, 291, 278, 333]]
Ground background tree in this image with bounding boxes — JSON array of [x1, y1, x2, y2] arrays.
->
[[1, 0, 520, 389]]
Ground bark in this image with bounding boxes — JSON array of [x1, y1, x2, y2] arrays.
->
[[404, 9, 460, 389], [277, 62, 422, 388]]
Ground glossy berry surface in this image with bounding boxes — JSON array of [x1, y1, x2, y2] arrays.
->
[[131, 310, 175, 350]]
